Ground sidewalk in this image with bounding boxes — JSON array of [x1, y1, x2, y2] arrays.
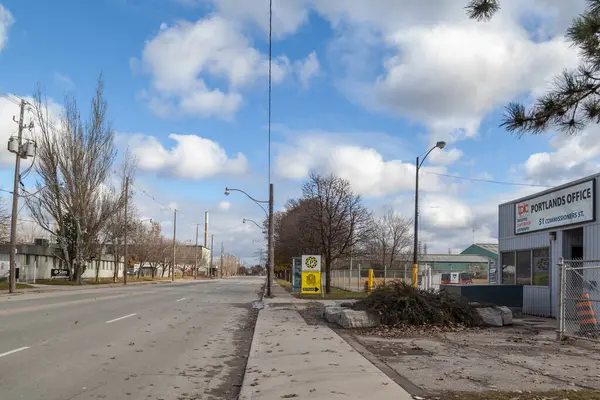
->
[[238, 284, 413, 400], [0, 278, 214, 296]]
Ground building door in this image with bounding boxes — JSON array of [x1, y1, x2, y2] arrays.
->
[[572, 245, 583, 260]]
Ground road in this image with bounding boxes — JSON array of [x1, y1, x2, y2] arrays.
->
[[0, 277, 264, 400]]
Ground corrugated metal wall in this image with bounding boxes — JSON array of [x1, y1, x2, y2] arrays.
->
[[523, 286, 552, 317]]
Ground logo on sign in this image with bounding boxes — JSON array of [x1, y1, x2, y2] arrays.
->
[[305, 256, 318, 269], [518, 203, 529, 216]]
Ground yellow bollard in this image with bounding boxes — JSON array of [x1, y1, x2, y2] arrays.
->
[[412, 263, 418, 288], [368, 269, 374, 292]]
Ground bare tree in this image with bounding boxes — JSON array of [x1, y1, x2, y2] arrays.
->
[[26, 75, 128, 283], [367, 206, 412, 269], [301, 173, 372, 293]]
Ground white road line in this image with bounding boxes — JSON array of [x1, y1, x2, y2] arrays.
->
[[105, 313, 137, 324], [176, 297, 187, 302], [0, 346, 30, 358]]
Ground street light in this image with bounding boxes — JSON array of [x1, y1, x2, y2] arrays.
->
[[225, 185, 274, 297], [412, 141, 446, 288], [243, 218, 262, 229]]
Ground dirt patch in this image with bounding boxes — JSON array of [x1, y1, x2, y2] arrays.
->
[[430, 389, 600, 400], [351, 317, 600, 397]]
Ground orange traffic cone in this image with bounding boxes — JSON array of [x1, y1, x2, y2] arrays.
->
[[576, 292, 598, 337]]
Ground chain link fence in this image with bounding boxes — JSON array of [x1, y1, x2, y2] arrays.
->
[[559, 259, 600, 342], [331, 268, 412, 292]]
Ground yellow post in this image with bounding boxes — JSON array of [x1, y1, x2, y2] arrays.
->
[[368, 269, 374, 292], [412, 263, 418, 288]]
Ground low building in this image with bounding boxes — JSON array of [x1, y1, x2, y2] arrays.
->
[[498, 173, 600, 317], [0, 240, 125, 281], [419, 254, 492, 283], [461, 243, 498, 261]]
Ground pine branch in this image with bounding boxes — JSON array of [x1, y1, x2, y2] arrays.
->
[[465, 0, 500, 21]]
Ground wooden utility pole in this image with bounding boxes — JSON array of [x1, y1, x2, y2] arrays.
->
[[123, 177, 129, 285], [210, 235, 214, 278], [194, 223, 199, 280], [172, 209, 177, 281], [8, 100, 26, 293], [220, 241, 224, 278]]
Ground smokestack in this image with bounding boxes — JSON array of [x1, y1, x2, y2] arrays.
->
[[204, 211, 209, 248]]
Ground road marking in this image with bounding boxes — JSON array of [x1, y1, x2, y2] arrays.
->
[[176, 297, 187, 302], [0, 346, 29, 358], [105, 313, 137, 324]]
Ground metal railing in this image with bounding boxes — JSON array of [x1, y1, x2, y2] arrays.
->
[[559, 259, 600, 342]]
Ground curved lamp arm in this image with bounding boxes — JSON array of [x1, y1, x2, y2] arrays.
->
[[418, 141, 446, 169], [243, 218, 263, 229], [225, 187, 269, 216]]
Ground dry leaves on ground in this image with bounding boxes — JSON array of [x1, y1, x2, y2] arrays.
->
[[354, 323, 480, 338]]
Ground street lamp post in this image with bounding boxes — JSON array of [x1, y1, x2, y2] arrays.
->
[[225, 185, 274, 297], [412, 141, 446, 288]]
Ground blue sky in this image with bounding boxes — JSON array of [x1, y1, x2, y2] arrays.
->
[[0, 0, 597, 262]]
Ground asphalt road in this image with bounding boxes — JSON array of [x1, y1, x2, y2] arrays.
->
[[0, 277, 264, 400]]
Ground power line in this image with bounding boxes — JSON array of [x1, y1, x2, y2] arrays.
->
[[421, 170, 552, 188]]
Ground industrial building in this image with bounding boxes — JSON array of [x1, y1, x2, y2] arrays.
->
[[498, 173, 599, 317]]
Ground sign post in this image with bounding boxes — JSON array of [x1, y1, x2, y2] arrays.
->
[[301, 255, 321, 295]]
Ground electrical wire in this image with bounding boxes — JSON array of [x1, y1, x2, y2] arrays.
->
[[421, 170, 552, 188]]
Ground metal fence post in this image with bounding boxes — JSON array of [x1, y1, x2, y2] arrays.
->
[[357, 264, 361, 292], [384, 265, 387, 285], [557, 259, 565, 341]]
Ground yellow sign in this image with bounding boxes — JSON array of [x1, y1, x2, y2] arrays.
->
[[301, 271, 321, 294]]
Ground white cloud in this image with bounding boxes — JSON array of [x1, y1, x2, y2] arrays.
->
[[427, 148, 463, 166], [0, 5, 14, 52], [218, 200, 231, 211], [311, 1, 582, 139], [200, 0, 309, 38], [275, 134, 457, 198], [295, 51, 320, 88], [136, 15, 290, 119], [129, 133, 248, 179], [523, 126, 600, 186]]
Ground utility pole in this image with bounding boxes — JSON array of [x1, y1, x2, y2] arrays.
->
[[8, 100, 27, 294], [220, 241, 224, 278], [204, 211, 209, 248], [172, 209, 176, 281], [210, 234, 214, 278], [123, 177, 129, 285], [267, 183, 274, 297], [194, 223, 199, 280]]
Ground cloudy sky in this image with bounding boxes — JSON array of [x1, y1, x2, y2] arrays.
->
[[0, 0, 597, 263]]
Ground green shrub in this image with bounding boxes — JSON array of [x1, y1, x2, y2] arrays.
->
[[354, 281, 482, 327]]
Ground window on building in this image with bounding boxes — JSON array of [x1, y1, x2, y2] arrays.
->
[[533, 248, 550, 286], [25, 255, 31, 266], [516, 250, 532, 285], [501, 252, 515, 285]]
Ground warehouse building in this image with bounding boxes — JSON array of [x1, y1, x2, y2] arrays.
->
[[498, 173, 599, 317]]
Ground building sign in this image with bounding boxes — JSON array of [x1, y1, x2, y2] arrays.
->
[[51, 269, 70, 278], [488, 260, 497, 285], [301, 255, 321, 294], [515, 179, 595, 234]]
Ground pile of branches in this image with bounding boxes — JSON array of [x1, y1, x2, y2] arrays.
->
[[354, 281, 482, 327]]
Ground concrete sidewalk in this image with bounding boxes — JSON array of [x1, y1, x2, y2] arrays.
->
[[0, 278, 215, 296], [239, 284, 413, 400]]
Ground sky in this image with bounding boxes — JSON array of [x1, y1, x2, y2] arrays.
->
[[0, 0, 598, 264]]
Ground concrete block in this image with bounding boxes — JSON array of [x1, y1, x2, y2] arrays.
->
[[495, 306, 513, 326], [476, 307, 503, 327], [336, 309, 380, 329], [324, 307, 345, 324]]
